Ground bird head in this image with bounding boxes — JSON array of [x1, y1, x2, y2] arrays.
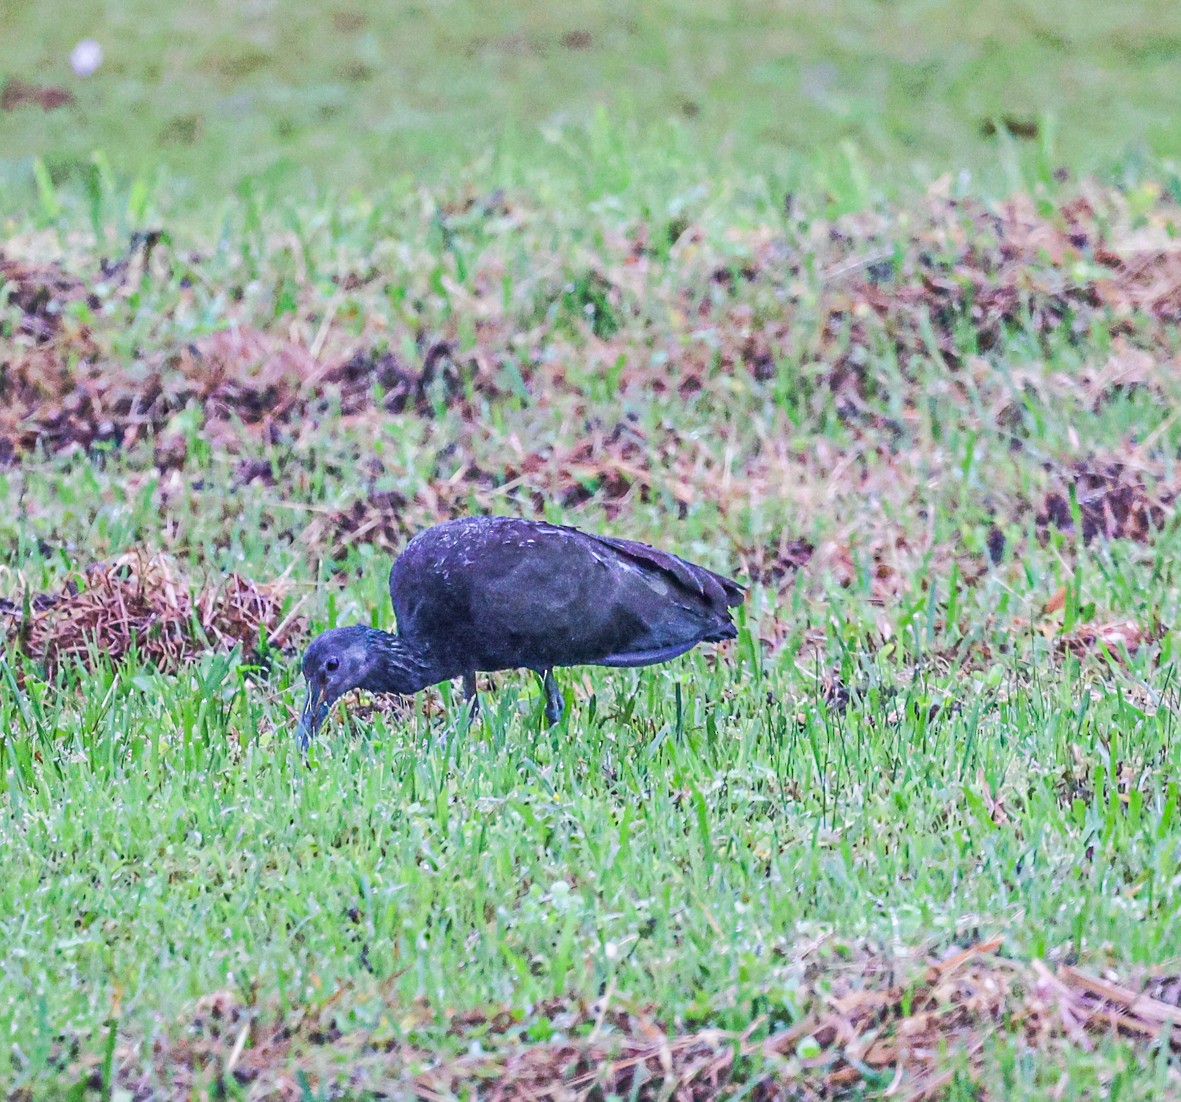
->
[[295, 626, 380, 749]]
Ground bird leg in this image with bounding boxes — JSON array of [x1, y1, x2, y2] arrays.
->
[[540, 669, 564, 726], [462, 671, 480, 721]]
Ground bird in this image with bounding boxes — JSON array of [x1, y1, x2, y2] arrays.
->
[[296, 515, 745, 748]]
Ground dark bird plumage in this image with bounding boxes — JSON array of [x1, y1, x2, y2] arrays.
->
[[297, 515, 744, 746]]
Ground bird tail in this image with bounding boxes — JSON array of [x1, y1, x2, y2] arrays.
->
[[704, 567, 745, 609], [703, 616, 739, 643]]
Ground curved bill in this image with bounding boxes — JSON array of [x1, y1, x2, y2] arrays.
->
[[296, 684, 330, 751]]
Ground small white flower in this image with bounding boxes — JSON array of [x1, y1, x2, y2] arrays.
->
[[70, 39, 103, 77]]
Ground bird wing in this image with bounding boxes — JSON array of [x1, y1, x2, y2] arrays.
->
[[522, 524, 742, 667], [579, 531, 745, 613]]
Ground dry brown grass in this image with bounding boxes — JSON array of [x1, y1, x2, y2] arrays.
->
[[65, 941, 1181, 1101], [1037, 450, 1177, 546], [6, 184, 1181, 464], [0, 552, 302, 670]]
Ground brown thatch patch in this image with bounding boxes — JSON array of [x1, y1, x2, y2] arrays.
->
[[1075, 339, 1178, 411], [67, 941, 1181, 1100], [0, 327, 307, 456], [0, 326, 507, 460], [663, 189, 1181, 426], [1, 553, 303, 670], [323, 346, 425, 414], [0, 79, 74, 112], [1092, 240, 1181, 324], [844, 195, 1103, 362], [1057, 617, 1160, 659], [0, 254, 95, 341], [496, 421, 687, 517], [741, 535, 816, 585], [317, 488, 418, 559], [172, 328, 317, 428], [1037, 452, 1175, 545], [8, 182, 1181, 468], [325, 338, 504, 416], [306, 422, 712, 562]]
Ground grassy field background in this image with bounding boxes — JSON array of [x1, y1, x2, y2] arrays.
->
[[4, 0, 1181, 204], [5, 3, 1181, 1100]]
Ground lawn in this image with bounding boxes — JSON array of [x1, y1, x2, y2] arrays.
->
[[5, 4, 1181, 1100], [3, 0, 1181, 202]]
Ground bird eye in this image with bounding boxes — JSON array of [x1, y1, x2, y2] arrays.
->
[[326, 656, 340, 673]]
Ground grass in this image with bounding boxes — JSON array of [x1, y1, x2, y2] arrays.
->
[[4, 0, 1181, 206], [4, 126, 1181, 1097], [6, 0, 1181, 1075]]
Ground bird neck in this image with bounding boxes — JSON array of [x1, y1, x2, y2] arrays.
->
[[364, 630, 438, 695]]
